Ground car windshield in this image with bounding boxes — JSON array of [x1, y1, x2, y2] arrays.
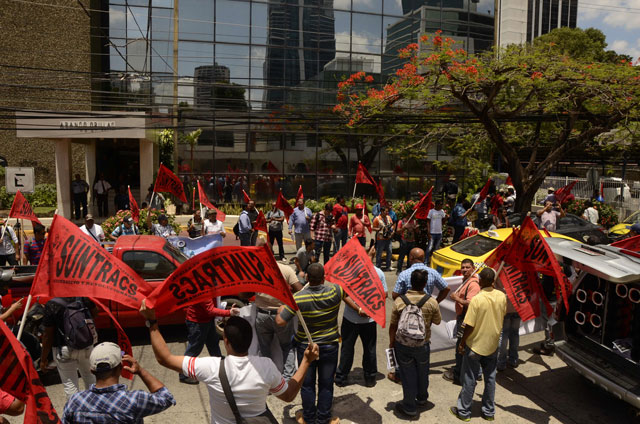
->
[[624, 211, 640, 224], [163, 242, 189, 264], [450, 235, 502, 257]]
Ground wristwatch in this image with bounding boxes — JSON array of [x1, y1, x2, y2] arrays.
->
[[145, 319, 158, 328]]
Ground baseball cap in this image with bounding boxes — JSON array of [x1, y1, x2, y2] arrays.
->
[[124, 217, 134, 224], [548, 187, 555, 192], [355, 204, 363, 209], [90, 342, 122, 371], [629, 223, 640, 234], [157, 213, 167, 221], [85, 214, 94, 220]]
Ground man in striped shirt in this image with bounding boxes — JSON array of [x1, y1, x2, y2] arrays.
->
[[23, 224, 46, 265], [277, 263, 364, 424]]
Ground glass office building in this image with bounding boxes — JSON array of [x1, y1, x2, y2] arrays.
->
[[98, 0, 495, 201]]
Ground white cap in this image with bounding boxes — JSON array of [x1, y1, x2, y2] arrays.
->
[[90, 342, 122, 371]]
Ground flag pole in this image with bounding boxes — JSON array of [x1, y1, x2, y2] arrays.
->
[[16, 294, 32, 341], [295, 310, 314, 345], [19, 218, 24, 265]]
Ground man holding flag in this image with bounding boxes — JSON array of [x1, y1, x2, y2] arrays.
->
[[0, 216, 18, 266]]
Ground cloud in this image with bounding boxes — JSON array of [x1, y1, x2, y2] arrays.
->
[[335, 30, 382, 72], [579, 0, 640, 31], [610, 39, 640, 60], [333, 0, 376, 10]]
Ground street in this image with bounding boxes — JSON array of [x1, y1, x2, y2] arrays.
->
[[22, 267, 640, 424]]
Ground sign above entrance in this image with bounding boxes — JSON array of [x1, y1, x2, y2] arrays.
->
[[6, 167, 34, 193], [15, 111, 146, 139]]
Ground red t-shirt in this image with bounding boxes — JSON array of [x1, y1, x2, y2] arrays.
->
[[332, 204, 350, 229], [0, 389, 15, 414], [185, 300, 231, 323]]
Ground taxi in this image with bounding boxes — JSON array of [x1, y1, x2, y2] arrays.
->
[[608, 210, 640, 240], [430, 228, 577, 277]]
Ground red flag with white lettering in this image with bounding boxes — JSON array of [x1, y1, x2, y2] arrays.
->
[[324, 237, 386, 327], [0, 322, 61, 423], [276, 190, 294, 220], [153, 164, 188, 203], [146, 245, 297, 315], [9, 190, 42, 225], [355, 163, 376, 186], [413, 187, 433, 220], [197, 180, 226, 222], [128, 186, 139, 223], [91, 298, 134, 380], [29, 215, 154, 309]]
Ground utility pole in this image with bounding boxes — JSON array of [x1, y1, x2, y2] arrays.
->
[[172, 0, 179, 171]]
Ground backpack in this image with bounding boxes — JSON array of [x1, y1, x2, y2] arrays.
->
[[395, 294, 430, 347], [51, 298, 98, 350], [233, 222, 240, 237]]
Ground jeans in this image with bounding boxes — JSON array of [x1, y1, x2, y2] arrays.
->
[[54, 346, 95, 400], [0, 254, 17, 266], [457, 347, 498, 419], [541, 299, 556, 348], [255, 311, 295, 379], [375, 239, 392, 269], [73, 192, 88, 220], [357, 237, 366, 247], [426, 233, 442, 264], [333, 228, 348, 253], [296, 342, 339, 424], [314, 240, 332, 265], [395, 342, 430, 414], [239, 232, 252, 246], [335, 319, 377, 384], [396, 240, 415, 273], [498, 313, 521, 369], [250, 230, 258, 246], [453, 316, 464, 381], [268, 229, 285, 259], [453, 225, 465, 244], [180, 320, 221, 381]]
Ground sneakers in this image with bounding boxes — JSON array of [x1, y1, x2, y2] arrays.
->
[[533, 343, 555, 356], [295, 411, 306, 424], [442, 369, 461, 385], [329, 418, 340, 424], [449, 407, 470, 422], [482, 413, 495, 421], [335, 378, 348, 388], [416, 399, 429, 408], [394, 402, 418, 418], [387, 267, 396, 272], [364, 377, 376, 388], [508, 361, 519, 369]]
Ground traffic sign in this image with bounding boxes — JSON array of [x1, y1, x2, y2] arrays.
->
[[6, 167, 35, 193]]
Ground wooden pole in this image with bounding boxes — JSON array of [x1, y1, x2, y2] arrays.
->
[[295, 309, 313, 345], [16, 295, 32, 341], [18, 219, 24, 265]]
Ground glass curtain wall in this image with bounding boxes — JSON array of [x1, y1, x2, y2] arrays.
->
[[105, 0, 495, 203]]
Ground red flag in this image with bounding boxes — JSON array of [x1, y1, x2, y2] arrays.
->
[[153, 164, 188, 203], [128, 186, 139, 223], [477, 178, 492, 203], [355, 163, 376, 186], [0, 323, 61, 423], [611, 234, 640, 253], [413, 187, 433, 220], [91, 298, 134, 380], [145, 245, 297, 315], [29, 215, 154, 310], [376, 182, 386, 205], [197, 181, 226, 222], [276, 190, 294, 220], [485, 217, 571, 321], [255, 210, 268, 233], [267, 161, 279, 174], [296, 185, 304, 203], [506, 176, 513, 186], [242, 190, 252, 204], [324, 237, 386, 327], [8, 190, 42, 225], [555, 180, 577, 204]]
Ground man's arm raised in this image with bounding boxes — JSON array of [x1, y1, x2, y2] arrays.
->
[[140, 300, 185, 373]]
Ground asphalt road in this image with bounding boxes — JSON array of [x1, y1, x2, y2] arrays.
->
[[20, 267, 640, 424]]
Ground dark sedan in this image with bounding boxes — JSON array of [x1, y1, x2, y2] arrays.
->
[[507, 212, 609, 244]]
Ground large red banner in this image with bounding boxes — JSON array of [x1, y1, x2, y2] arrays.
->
[[128, 186, 139, 223], [276, 190, 294, 220], [485, 217, 570, 321], [355, 163, 376, 186], [145, 245, 297, 315], [9, 190, 42, 225], [30, 215, 154, 309], [611, 234, 640, 253], [91, 298, 134, 380], [0, 323, 61, 423], [197, 180, 226, 222], [413, 187, 433, 220], [324, 237, 386, 327], [153, 164, 188, 203]]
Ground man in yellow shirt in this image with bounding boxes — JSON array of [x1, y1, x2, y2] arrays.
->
[[450, 268, 506, 422]]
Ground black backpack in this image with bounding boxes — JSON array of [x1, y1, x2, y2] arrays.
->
[[51, 298, 98, 350], [233, 222, 240, 238]]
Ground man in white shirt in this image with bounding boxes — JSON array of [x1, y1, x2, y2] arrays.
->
[[536, 201, 565, 232], [504, 188, 516, 214], [582, 200, 599, 225], [426, 199, 447, 264], [203, 210, 226, 244], [79, 214, 105, 244], [93, 173, 112, 217], [140, 304, 319, 424], [0, 216, 19, 266]]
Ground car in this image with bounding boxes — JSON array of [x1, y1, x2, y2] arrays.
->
[[608, 210, 640, 241], [601, 177, 631, 203], [508, 213, 609, 245], [430, 228, 576, 277], [546, 237, 640, 410]]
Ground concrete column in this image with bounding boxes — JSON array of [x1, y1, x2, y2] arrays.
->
[[85, 140, 96, 215], [140, 138, 155, 204], [55, 138, 73, 218]]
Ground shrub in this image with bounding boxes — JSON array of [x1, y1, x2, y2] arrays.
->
[[565, 199, 619, 228], [102, 209, 180, 236], [28, 184, 57, 207]]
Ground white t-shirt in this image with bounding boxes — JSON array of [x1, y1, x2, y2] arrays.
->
[[427, 209, 446, 234], [204, 219, 225, 235], [583, 207, 599, 225], [182, 355, 287, 424], [93, 180, 112, 195], [79, 224, 105, 242]]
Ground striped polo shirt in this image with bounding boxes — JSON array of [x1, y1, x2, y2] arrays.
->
[[280, 283, 345, 344]]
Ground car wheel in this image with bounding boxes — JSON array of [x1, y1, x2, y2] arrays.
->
[[215, 297, 246, 336]]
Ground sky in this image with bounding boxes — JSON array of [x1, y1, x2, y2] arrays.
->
[[577, 0, 640, 61]]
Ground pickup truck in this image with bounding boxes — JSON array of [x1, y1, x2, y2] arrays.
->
[[2, 235, 194, 328], [546, 238, 640, 411]]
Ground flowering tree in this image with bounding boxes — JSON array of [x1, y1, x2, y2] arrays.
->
[[334, 30, 640, 213]]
